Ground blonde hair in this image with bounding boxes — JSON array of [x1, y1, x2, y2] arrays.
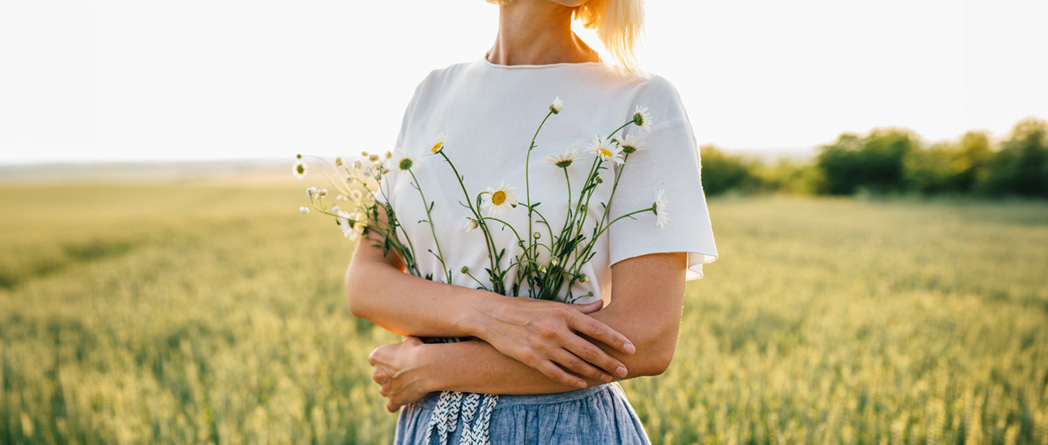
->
[[487, 0, 644, 72]]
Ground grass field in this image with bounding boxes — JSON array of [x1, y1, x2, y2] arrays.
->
[[1, 178, 1047, 444]]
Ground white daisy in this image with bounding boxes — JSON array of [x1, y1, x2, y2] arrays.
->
[[336, 210, 353, 237], [388, 149, 416, 171], [482, 181, 518, 218], [652, 189, 669, 229], [633, 106, 654, 132], [306, 187, 317, 199], [293, 160, 307, 179], [617, 133, 646, 155], [587, 135, 624, 165], [545, 147, 580, 169], [463, 218, 479, 232], [550, 97, 564, 114], [430, 132, 447, 154]]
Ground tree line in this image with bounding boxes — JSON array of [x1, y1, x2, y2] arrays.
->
[[701, 117, 1048, 198]]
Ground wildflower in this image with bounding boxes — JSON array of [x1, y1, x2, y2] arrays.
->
[[368, 154, 380, 163], [351, 190, 363, 201], [587, 135, 624, 165], [430, 132, 447, 154], [633, 106, 653, 132], [293, 160, 307, 179], [306, 187, 317, 199], [336, 210, 355, 239], [335, 157, 344, 167], [617, 133, 646, 154], [550, 258, 559, 267], [353, 160, 362, 170], [391, 150, 415, 171], [317, 189, 328, 198], [460, 266, 470, 274], [482, 181, 518, 218], [653, 189, 669, 229], [545, 148, 579, 169], [463, 218, 479, 232], [299, 206, 309, 214], [550, 97, 564, 114], [533, 232, 541, 239]]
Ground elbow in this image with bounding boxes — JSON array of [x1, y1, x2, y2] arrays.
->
[[634, 342, 675, 376], [647, 346, 675, 376], [344, 263, 368, 319], [631, 324, 679, 377]]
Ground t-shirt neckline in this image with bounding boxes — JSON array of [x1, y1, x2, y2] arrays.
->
[[480, 57, 604, 70]]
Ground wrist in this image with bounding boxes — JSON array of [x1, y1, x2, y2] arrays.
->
[[455, 288, 499, 339], [417, 342, 451, 393]]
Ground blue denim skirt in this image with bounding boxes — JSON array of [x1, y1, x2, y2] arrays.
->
[[394, 383, 650, 445]]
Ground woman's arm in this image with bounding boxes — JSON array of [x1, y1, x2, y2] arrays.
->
[[367, 252, 688, 412], [345, 217, 638, 387]]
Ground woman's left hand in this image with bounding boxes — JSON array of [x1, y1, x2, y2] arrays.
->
[[368, 336, 431, 413]]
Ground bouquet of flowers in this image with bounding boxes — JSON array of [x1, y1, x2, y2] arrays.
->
[[295, 98, 667, 303]]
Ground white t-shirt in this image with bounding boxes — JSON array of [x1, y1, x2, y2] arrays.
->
[[381, 59, 718, 305]]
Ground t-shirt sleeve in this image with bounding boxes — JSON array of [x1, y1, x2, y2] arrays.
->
[[607, 76, 718, 280], [375, 78, 426, 205]]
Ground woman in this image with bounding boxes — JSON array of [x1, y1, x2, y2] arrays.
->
[[345, 0, 717, 443]]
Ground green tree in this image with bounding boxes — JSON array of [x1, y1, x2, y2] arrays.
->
[[699, 145, 760, 196], [977, 117, 1048, 197], [816, 128, 919, 195]]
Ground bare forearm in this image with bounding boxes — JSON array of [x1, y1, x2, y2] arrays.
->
[[422, 306, 679, 395], [345, 256, 488, 338]]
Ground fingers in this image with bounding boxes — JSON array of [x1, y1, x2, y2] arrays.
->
[[535, 359, 588, 389], [561, 335, 629, 379], [573, 300, 604, 315], [569, 312, 636, 356], [550, 348, 613, 383]]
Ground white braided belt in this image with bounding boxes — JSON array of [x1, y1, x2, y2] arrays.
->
[[418, 337, 499, 445], [425, 391, 499, 445]]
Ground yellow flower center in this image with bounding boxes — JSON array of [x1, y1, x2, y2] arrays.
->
[[431, 142, 443, 153], [598, 148, 612, 158], [491, 191, 507, 205]]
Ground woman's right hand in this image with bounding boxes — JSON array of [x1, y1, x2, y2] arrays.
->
[[471, 296, 637, 388]]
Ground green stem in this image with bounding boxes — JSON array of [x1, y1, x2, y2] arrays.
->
[[408, 170, 452, 283], [524, 110, 555, 292], [438, 150, 505, 293]]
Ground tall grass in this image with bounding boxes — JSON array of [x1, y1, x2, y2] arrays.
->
[[1, 183, 1046, 444]]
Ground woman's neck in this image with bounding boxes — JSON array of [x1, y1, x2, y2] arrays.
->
[[486, 1, 599, 66]]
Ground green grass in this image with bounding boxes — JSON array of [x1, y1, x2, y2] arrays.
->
[[1, 182, 1047, 444]]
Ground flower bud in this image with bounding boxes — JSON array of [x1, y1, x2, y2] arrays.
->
[[299, 206, 309, 214], [533, 232, 541, 239], [460, 266, 469, 274]]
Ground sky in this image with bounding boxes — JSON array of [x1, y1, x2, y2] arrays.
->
[[1, 0, 1046, 164]]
